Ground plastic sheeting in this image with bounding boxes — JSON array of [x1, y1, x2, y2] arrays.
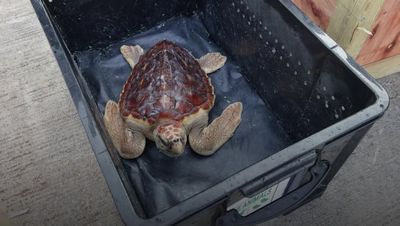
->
[[74, 16, 292, 216]]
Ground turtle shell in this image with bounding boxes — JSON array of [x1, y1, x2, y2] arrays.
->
[[119, 40, 215, 124]]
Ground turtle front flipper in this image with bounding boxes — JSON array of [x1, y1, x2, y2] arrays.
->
[[197, 52, 227, 74], [104, 101, 146, 159], [189, 102, 242, 156], [120, 45, 144, 68]]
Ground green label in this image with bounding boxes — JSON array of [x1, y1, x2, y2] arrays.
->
[[228, 177, 290, 216]]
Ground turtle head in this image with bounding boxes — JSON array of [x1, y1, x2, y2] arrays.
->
[[153, 121, 187, 157]]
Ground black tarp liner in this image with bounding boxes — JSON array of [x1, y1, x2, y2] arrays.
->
[[74, 16, 292, 217]]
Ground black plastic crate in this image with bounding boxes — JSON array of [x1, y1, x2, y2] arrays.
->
[[32, 0, 389, 225]]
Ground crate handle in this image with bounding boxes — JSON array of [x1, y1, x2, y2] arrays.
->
[[216, 161, 329, 226]]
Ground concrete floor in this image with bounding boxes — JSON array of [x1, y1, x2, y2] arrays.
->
[[0, 0, 399, 225]]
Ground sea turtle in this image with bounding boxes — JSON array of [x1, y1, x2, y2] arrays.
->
[[104, 40, 242, 159]]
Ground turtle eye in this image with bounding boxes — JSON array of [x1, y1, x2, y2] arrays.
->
[[159, 136, 169, 147]]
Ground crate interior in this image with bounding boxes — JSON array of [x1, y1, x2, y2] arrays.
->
[[44, 0, 376, 218]]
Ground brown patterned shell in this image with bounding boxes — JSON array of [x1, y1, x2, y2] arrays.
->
[[119, 40, 215, 124]]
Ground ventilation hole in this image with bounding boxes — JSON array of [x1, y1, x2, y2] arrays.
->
[[242, 14, 246, 19], [298, 61, 302, 66], [323, 86, 327, 91], [272, 48, 276, 54], [232, 2, 235, 6], [259, 34, 263, 39], [304, 81, 308, 86], [281, 45, 285, 49], [265, 41, 269, 45], [331, 96, 335, 101], [264, 26, 267, 30], [268, 31, 272, 35], [316, 95, 320, 99], [341, 106, 346, 111], [237, 9, 240, 13], [248, 21, 251, 25], [289, 52, 293, 57], [325, 101, 329, 108], [286, 63, 290, 68], [307, 70, 311, 75], [279, 56, 283, 60], [253, 15, 256, 19], [259, 21, 262, 25], [240, 0, 244, 4], [275, 39, 278, 43], [335, 113, 339, 119], [294, 71, 298, 75]]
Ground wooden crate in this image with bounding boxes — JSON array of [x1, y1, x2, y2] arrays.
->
[[292, 0, 400, 78]]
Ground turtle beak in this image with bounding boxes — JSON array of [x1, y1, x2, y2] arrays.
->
[[168, 141, 185, 156], [157, 135, 185, 157]]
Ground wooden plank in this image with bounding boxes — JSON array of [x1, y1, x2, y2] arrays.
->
[[356, 0, 400, 65], [292, 0, 398, 78], [292, 0, 336, 31], [326, 0, 385, 58], [292, 0, 385, 58], [363, 54, 400, 78]]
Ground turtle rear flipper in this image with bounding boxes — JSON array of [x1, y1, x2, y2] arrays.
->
[[197, 52, 227, 74], [120, 45, 144, 68]]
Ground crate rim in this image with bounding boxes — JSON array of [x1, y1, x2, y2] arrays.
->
[[31, 0, 389, 225]]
